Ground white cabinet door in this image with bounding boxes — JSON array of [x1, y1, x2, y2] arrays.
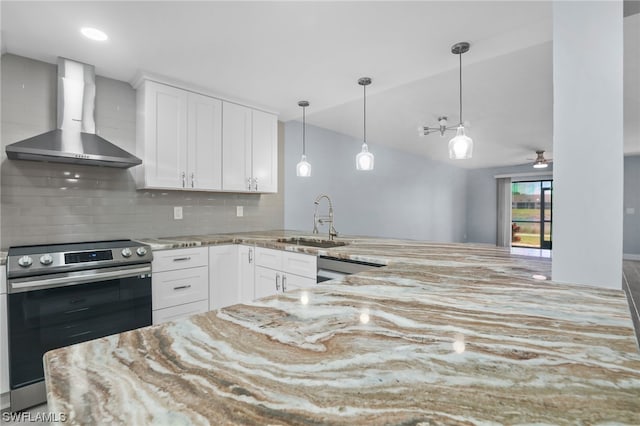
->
[[153, 300, 209, 325], [238, 245, 255, 303], [251, 110, 278, 193], [254, 266, 280, 300], [209, 245, 239, 310], [144, 81, 188, 189], [188, 93, 222, 191], [222, 102, 252, 191], [282, 273, 316, 292]]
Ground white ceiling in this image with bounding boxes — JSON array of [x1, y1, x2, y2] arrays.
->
[[1, 1, 638, 169]]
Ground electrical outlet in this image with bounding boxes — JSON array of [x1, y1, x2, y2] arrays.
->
[[236, 206, 244, 217], [174, 206, 183, 220], [626, 207, 636, 215]]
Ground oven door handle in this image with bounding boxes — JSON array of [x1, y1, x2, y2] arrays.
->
[[8, 265, 152, 293]]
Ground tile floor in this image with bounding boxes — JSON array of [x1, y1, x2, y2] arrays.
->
[[623, 260, 640, 348]]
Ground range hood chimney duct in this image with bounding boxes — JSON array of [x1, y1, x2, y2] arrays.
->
[[5, 57, 142, 168]]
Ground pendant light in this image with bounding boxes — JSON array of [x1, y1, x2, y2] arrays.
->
[[295, 101, 311, 177], [448, 42, 473, 160], [356, 77, 374, 171], [419, 42, 473, 160]]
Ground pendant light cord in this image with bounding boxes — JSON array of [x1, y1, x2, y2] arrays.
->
[[302, 105, 306, 155], [459, 51, 463, 126], [363, 83, 367, 144]]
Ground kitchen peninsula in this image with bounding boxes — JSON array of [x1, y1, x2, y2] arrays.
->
[[43, 232, 640, 424]]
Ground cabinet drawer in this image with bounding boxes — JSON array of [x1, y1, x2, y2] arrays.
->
[[152, 266, 208, 310], [254, 247, 282, 270], [152, 300, 208, 325], [282, 252, 317, 279], [282, 273, 316, 292], [152, 247, 208, 272]]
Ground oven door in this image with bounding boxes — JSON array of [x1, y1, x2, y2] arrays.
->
[[7, 264, 151, 406]]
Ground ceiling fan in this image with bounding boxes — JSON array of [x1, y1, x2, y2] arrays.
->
[[528, 150, 552, 169]]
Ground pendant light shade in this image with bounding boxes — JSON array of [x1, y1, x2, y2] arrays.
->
[[356, 143, 374, 171], [356, 77, 374, 171], [448, 125, 473, 159], [296, 101, 311, 177]]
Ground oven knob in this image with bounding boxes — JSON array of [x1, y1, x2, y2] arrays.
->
[[136, 247, 148, 256], [18, 256, 33, 267], [121, 248, 132, 258], [40, 254, 53, 265]]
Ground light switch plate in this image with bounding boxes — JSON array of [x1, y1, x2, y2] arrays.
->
[[174, 206, 183, 220], [236, 206, 244, 217], [626, 207, 636, 215]]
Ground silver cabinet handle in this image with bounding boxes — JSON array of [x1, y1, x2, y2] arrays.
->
[[182, 172, 186, 188], [191, 172, 195, 188], [173, 284, 192, 290], [173, 257, 191, 262], [248, 248, 253, 264], [253, 177, 258, 191], [282, 275, 287, 292], [247, 177, 252, 190], [275, 273, 280, 291]]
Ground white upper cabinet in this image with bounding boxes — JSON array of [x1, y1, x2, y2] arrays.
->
[[135, 77, 276, 193], [137, 80, 221, 190], [188, 93, 222, 190], [222, 102, 278, 193], [222, 102, 252, 192], [251, 109, 278, 193], [137, 81, 188, 189]]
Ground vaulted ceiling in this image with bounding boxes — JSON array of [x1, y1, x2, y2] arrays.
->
[[2, 1, 638, 169]]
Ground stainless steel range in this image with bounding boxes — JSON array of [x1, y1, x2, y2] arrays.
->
[[6, 240, 153, 412]]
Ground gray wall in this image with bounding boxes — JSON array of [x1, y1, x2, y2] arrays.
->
[[1, 54, 284, 247], [284, 121, 468, 242], [624, 155, 640, 256]]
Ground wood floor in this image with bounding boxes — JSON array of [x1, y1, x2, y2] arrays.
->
[[623, 260, 640, 349]]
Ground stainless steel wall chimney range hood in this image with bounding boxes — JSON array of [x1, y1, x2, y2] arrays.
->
[[5, 57, 142, 168]]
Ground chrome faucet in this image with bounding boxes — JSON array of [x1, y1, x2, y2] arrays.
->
[[313, 194, 338, 240]]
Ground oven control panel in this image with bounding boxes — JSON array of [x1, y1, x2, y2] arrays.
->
[[7, 240, 153, 277]]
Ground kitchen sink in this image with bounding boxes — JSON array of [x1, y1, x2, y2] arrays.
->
[[277, 237, 348, 249]]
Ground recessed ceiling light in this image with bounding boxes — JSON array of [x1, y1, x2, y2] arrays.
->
[[80, 27, 108, 42]]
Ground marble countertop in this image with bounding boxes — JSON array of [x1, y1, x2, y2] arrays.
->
[[43, 232, 640, 424]]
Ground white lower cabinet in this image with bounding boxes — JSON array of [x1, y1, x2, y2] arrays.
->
[[152, 300, 209, 325], [152, 248, 209, 325], [254, 266, 280, 299], [280, 273, 316, 292], [208, 245, 239, 310], [238, 245, 256, 304], [152, 266, 208, 310], [254, 247, 317, 298]]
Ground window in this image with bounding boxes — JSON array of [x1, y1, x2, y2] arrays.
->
[[511, 180, 552, 249]]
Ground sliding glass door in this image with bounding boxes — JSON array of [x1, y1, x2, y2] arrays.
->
[[511, 180, 553, 249]]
